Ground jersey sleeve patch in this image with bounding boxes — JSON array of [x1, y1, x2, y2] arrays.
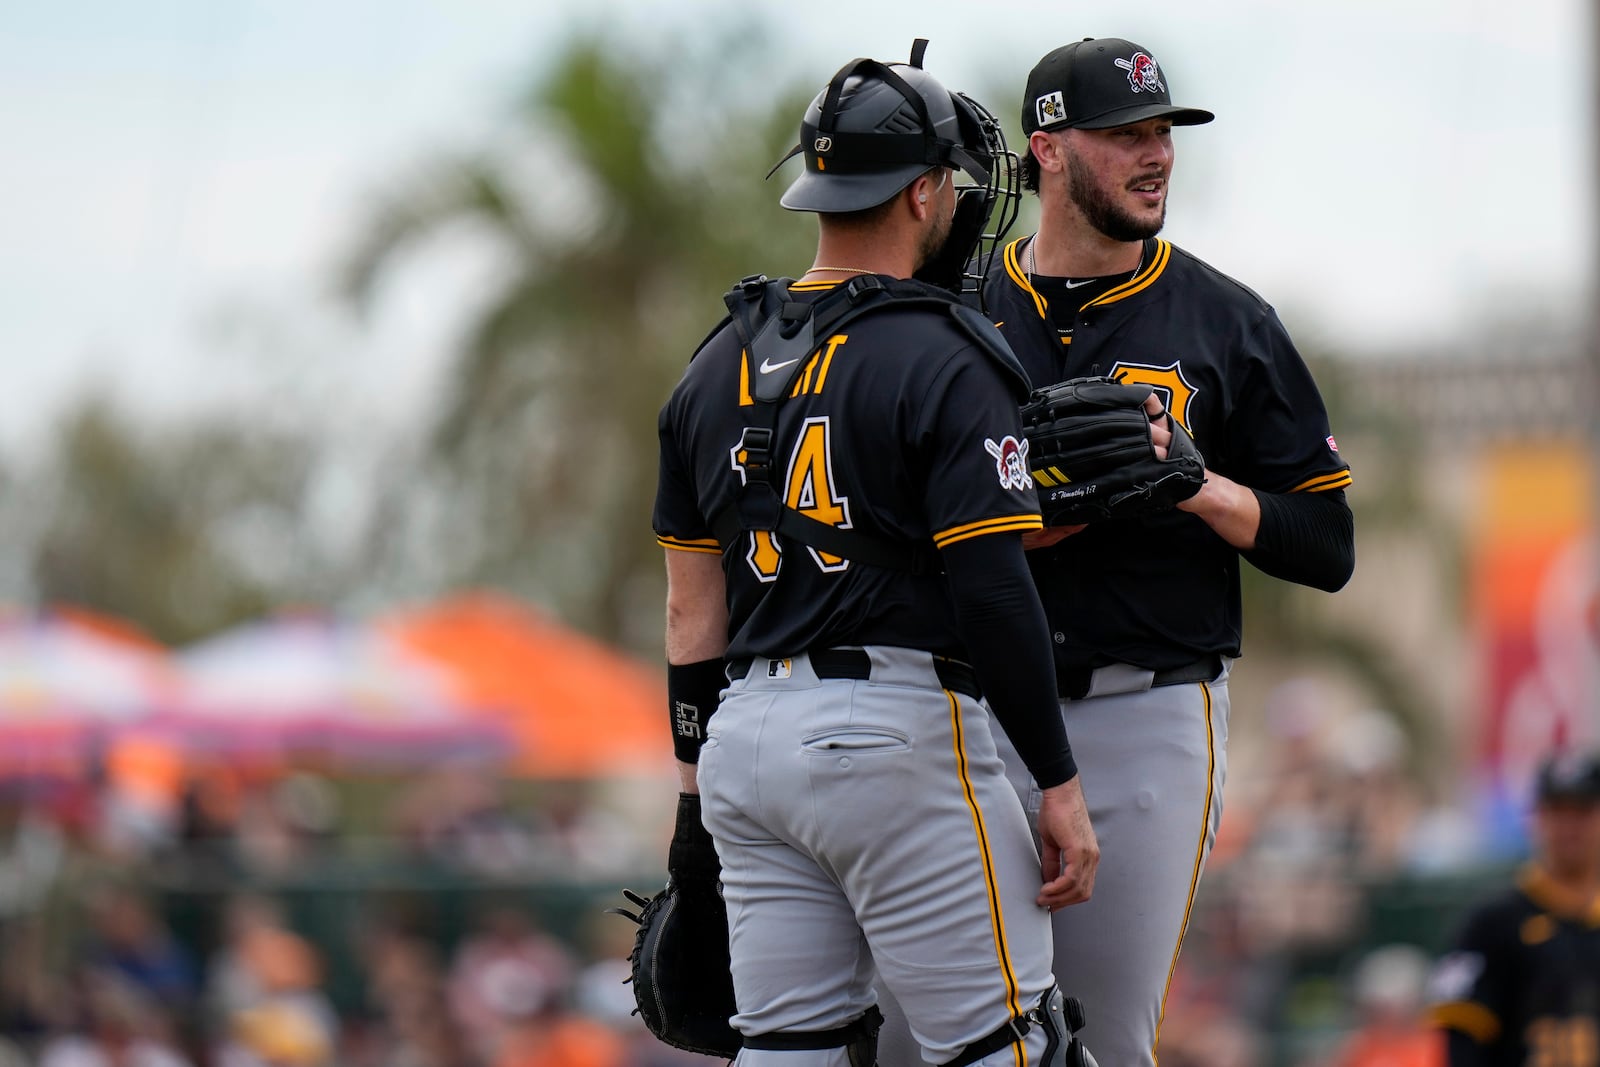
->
[[983, 435, 1034, 491]]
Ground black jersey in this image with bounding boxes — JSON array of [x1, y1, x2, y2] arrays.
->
[[654, 279, 1043, 661], [980, 235, 1353, 672], [1429, 865, 1600, 1067]]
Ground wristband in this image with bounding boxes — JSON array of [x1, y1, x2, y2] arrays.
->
[[667, 658, 726, 764]]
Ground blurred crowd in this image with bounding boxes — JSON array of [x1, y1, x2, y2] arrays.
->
[[1157, 678, 1498, 1067], [0, 679, 1530, 1067], [0, 762, 688, 1067]]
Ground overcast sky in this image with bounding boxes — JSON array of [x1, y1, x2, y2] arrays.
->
[[1, 0, 1591, 450]]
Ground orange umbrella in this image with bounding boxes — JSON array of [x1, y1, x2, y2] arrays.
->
[[379, 593, 672, 779], [0, 605, 178, 780]]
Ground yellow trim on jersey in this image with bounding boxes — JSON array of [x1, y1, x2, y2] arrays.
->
[[1428, 1002, 1501, 1044], [946, 687, 1027, 1066], [1291, 470, 1354, 493], [788, 280, 843, 291], [933, 515, 1044, 548], [1002, 237, 1048, 319], [1154, 680, 1217, 1064], [657, 535, 721, 555], [1085, 240, 1171, 309]]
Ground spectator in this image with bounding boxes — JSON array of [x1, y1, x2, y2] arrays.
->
[[1324, 945, 1442, 1067], [36, 969, 193, 1067], [447, 904, 576, 1064], [80, 886, 196, 1018]]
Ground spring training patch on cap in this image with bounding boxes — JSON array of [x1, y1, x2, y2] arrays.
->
[[1114, 52, 1165, 95], [1035, 91, 1067, 129]]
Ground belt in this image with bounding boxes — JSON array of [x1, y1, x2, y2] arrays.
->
[[729, 648, 982, 702], [1057, 653, 1223, 702]]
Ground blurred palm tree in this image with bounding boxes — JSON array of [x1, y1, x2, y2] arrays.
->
[[342, 27, 816, 652], [24, 396, 328, 645]]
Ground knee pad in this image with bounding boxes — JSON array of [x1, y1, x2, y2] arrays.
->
[[940, 985, 1093, 1067], [1035, 986, 1095, 1067]]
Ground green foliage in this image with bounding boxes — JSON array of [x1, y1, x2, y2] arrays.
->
[[24, 396, 327, 645], [341, 25, 817, 652]]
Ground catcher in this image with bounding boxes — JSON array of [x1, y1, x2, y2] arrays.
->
[[634, 38, 1100, 1067]]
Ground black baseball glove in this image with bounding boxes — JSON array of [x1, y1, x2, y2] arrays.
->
[[1019, 376, 1206, 526], [609, 793, 740, 1059]]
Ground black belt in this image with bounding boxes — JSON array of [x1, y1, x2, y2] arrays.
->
[[729, 648, 982, 702], [1057, 653, 1223, 702]]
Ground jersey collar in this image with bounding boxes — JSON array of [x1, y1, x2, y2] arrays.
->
[[999, 235, 1172, 321]]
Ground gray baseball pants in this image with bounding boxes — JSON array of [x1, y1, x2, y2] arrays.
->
[[875, 662, 1230, 1067], [697, 646, 1059, 1067]]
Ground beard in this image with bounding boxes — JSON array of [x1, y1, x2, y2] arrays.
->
[[1065, 149, 1166, 243], [915, 197, 956, 270]]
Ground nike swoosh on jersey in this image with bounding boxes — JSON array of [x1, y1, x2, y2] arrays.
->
[[1062, 278, 1098, 289], [759, 356, 802, 374]]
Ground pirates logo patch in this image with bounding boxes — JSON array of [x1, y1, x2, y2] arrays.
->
[[1113, 52, 1165, 95], [984, 435, 1033, 491]]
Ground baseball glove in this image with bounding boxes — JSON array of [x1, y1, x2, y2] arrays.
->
[[1019, 376, 1206, 526], [609, 794, 740, 1059]]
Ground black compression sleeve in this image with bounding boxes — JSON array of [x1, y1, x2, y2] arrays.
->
[[942, 532, 1076, 788], [1243, 487, 1354, 592], [667, 659, 726, 763]]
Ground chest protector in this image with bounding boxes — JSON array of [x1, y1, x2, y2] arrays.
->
[[704, 273, 1028, 574]]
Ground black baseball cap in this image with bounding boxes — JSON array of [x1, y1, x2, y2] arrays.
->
[[1535, 750, 1600, 804], [1022, 37, 1214, 135]]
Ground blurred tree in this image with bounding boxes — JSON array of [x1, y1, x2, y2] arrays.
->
[[342, 27, 816, 652], [23, 395, 336, 645], [1238, 345, 1458, 783]]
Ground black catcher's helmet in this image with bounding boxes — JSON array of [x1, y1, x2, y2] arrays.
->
[[769, 40, 1020, 302]]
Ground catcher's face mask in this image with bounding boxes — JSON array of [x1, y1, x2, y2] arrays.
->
[[947, 86, 1021, 307]]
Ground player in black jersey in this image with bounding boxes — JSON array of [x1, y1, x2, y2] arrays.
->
[[1429, 751, 1600, 1067], [652, 44, 1097, 1067], [965, 36, 1354, 1067]]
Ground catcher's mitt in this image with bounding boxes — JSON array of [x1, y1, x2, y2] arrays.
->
[[609, 794, 740, 1059], [1019, 376, 1205, 525]]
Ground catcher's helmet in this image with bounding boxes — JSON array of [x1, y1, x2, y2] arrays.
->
[[770, 40, 1020, 305], [773, 40, 995, 214]]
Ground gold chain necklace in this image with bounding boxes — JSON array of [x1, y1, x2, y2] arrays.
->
[[801, 266, 878, 277]]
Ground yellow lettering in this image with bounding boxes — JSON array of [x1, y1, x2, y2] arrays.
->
[[784, 417, 851, 572], [747, 531, 781, 582]]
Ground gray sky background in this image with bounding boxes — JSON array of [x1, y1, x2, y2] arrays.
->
[[1, 0, 1591, 450]]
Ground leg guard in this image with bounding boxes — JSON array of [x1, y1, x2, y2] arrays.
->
[[1040, 987, 1096, 1067], [941, 987, 1096, 1067], [744, 1006, 884, 1067]]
